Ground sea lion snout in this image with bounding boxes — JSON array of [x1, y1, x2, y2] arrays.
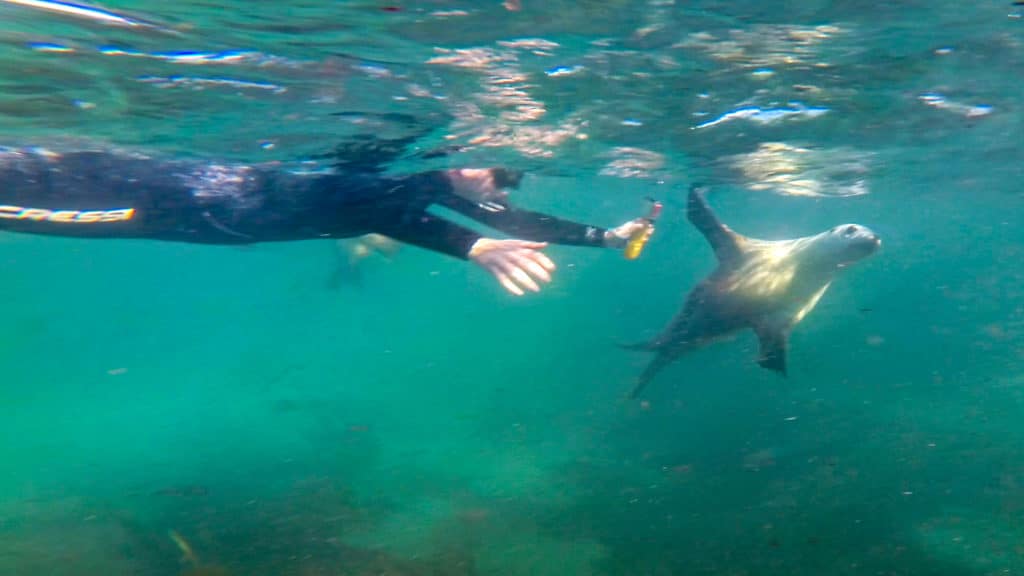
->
[[853, 225, 880, 251], [829, 223, 880, 263]]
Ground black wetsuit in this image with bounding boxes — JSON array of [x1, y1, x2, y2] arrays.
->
[[0, 147, 607, 259]]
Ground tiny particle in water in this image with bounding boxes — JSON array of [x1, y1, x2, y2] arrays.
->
[[784, 416, 798, 422], [107, 367, 127, 376], [73, 100, 95, 110], [751, 68, 774, 78], [621, 119, 643, 127], [902, 491, 913, 496], [381, 6, 401, 11], [259, 140, 275, 150], [935, 47, 954, 55], [858, 307, 873, 313]]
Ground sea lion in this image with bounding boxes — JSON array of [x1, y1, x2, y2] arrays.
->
[[625, 185, 880, 398]]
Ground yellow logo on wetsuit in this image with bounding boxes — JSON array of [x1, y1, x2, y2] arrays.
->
[[0, 205, 135, 223]]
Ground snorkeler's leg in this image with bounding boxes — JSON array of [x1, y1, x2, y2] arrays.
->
[[326, 234, 403, 290], [0, 147, 190, 240], [326, 239, 365, 290]]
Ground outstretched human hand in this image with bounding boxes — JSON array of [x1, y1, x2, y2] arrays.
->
[[468, 238, 556, 296]]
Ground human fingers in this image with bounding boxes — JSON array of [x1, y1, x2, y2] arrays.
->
[[496, 256, 541, 293], [517, 247, 556, 272], [505, 239, 548, 251], [509, 251, 552, 283], [489, 265, 525, 296]]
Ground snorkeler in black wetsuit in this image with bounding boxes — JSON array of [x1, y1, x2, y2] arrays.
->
[[0, 146, 654, 295]]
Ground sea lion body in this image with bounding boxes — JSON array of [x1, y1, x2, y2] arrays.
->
[[627, 186, 880, 397]]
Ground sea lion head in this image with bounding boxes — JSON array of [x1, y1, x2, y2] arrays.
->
[[812, 223, 881, 267]]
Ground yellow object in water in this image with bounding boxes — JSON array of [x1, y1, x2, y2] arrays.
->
[[623, 200, 661, 260], [169, 529, 230, 576], [624, 226, 654, 260], [618, 198, 659, 259], [169, 529, 198, 566]]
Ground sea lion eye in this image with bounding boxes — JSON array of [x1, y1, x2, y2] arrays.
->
[[842, 225, 857, 236]]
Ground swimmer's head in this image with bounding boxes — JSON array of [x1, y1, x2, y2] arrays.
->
[[490, 168, 523, 190], [448, 168, 522, 203]]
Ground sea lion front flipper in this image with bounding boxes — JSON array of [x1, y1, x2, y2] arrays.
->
[[753, 323, 789, 376], [687, 185, 745, 263]]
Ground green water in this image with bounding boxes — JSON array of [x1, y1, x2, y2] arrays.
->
[[2, 1, 1023, 574]]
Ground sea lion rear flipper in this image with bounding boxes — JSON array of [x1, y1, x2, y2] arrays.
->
[[687, 184, 745, 262], [628, 351, 673, 398], [753, 324, 788, 376]]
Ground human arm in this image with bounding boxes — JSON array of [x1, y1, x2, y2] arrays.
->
[[368, 206, 555, 296], [439, 192, 608, 246], [438, 168, 655, 251]]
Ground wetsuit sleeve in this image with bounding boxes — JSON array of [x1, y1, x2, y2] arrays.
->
[[366, 170, 608, 259], [370, 206, 482, 260], [437, 192, 607, 247]]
